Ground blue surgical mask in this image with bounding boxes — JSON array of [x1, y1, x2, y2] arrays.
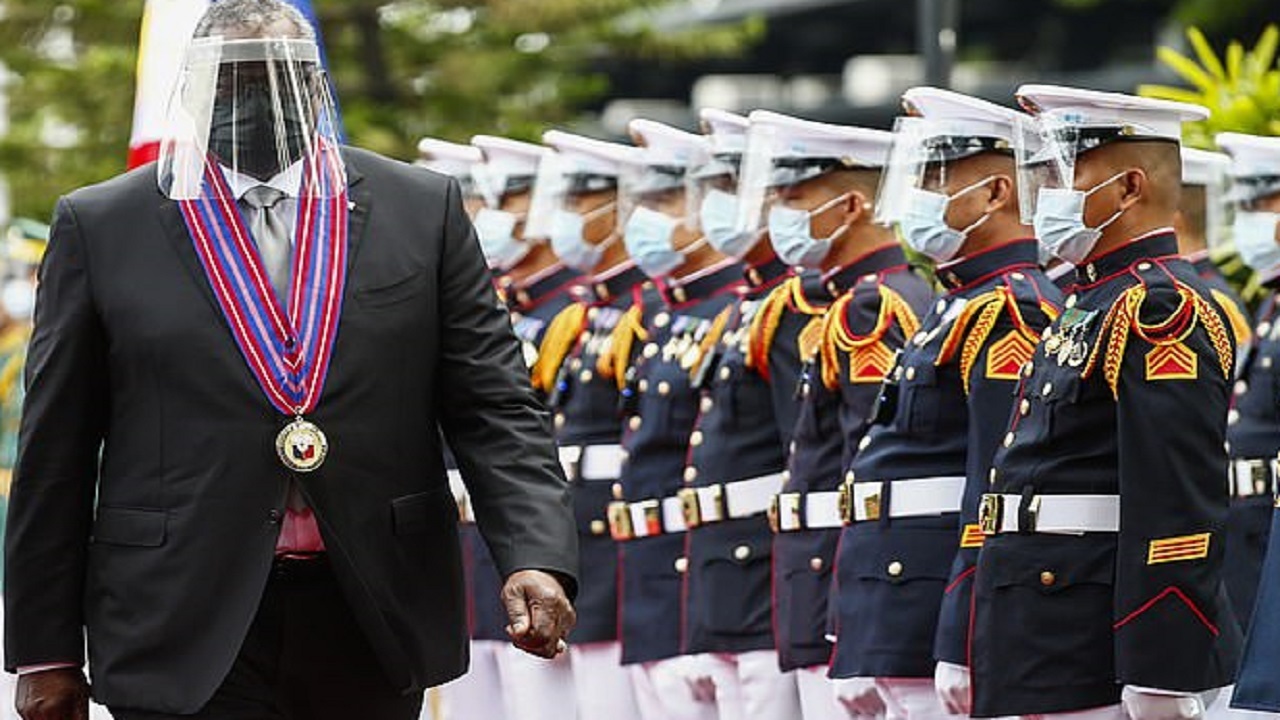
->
[[550, 203, 617, 272], [473, 208, 530, 271], [624, 206, 685, 278], [1033, 172, 1126, 264], [1233, 211, 1280, 272], [767, 191, 853, 268], [898, 179, 994, 262], [700, 189, 756, 258]]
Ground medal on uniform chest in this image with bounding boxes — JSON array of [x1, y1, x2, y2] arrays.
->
[[176, 141, 349, 473]]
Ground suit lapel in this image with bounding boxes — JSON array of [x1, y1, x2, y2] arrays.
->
[[343, 162, 372, 290], [158, 197, 224, 322]]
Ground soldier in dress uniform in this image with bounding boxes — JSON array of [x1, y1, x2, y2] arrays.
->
[[825, 88, 1064, 719], [675, 108, 804, 720], [418, 137, 487, 219], [1177, 147, 1251, 347], [536, 128, 646, 720], [970, 85, 1240, 720], [610, 118, 742, 720], [739, 110, 933, 720], [462, 136, 580, 720], [1216, 133, 1280, 716]]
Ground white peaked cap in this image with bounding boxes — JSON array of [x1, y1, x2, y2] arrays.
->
[[1216, 132, 1280, 179], [700, 108, 751, 155], [542, 130, 640, 177], [416, 137, 482, 178], [628, 118, 709, 168], [747, 110, 895, 168], [1016, 84, 1208, 141], [1180, 147, 1231, 186], [471, 135, 544, 177], [901, 86, 1023, 144]]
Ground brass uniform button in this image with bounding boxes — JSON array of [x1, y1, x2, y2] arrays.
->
[[580, 370, 593, 383], [1011, 272, 1026, 281], [1042, 382, 1053, 397], [639, 379, 650, 393], [1019, 399, 1031, 416], [905, 367, 917, 381], [1137, 262, 1152, 271], [887, 561, 904, 578], [590, 520, 607, 536], [674, 556, 688, 573], [700, 397, 714, 413], [809, 557, 824, 572], [845, 470, 856, 483], [720, 366, 732, 381], [690, 430, 704, 447], [1040, 571, 1056, 587], [611, 483, 624, 500], [658, 381, 671, 396], [858, 436, 872, 451], [628, 416, 642, 431], [643, 343, 659, 358], [1065, 295, 1077, 309], [654, 312, 671, 328], [1003, 432, 1015, 448], [555, 413, 566, 429], [683, 466, 698, 482], [733, 545, 751, 561]]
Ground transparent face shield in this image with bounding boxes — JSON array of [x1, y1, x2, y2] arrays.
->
[[158, 37, 345, 200], [734, 123, 780, 239], [622, 164, 693, 227], [1013, 114, 1079, 225], [874, 117, 929, 226]]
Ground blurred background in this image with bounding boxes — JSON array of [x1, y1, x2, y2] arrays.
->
[[0, 0, 1276, 225]]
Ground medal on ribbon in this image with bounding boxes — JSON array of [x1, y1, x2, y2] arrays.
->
[[177, 143, 348, 472]]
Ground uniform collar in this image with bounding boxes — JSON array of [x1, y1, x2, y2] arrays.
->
[[502, 264, 581, 312], [587, 262, 648, 305], [660, 260, 744, 307], [1075, 228, 1179, 286], [821, 244, 910, 299], [743, 252, 791, 293], [935, 238, 1039, 291]]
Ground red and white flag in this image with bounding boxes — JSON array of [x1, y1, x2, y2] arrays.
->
[[127, 0, 209, 169]]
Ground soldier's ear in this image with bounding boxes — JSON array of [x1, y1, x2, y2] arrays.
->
[[986, 174, 1016, 213], [843, 190, 869, 224], [1118, 167, 1147, 210]]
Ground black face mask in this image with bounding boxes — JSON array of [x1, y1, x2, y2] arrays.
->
[[208, 83, 309, 181]]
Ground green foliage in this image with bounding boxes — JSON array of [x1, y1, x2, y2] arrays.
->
[[0, 0, 760, 221], [1139, 24, 1280, 148]]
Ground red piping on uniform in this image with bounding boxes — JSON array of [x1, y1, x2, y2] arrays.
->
[[1113, 585, 1220, 636], [944, 564, 977, 595], [1073, 254, 1182, 291], [948, 262, 1040, 294]]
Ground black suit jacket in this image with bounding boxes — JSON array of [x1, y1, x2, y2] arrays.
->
[[3, 147, 577, 714]]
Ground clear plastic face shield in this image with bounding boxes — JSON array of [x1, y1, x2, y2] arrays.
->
[[691, 152, 757, 256], [158, 37, 345, 200], [733, 123, 780, 239], [1012, 113, 1079, 225]]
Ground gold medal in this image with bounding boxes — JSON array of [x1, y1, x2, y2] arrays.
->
[[276, 416, 329, 473], [1044, 333, 1062, 356]]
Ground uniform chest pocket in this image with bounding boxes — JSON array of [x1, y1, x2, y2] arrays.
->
[[902, 363, 943, 436]]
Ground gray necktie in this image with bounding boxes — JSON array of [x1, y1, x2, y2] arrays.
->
[[242, 185, 291, 300]]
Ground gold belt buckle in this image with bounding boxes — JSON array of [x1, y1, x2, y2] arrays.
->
[[978, 494, 1004, 536], [679, 488, 702, 529], [608, 501, 634, 540], [838, 480, 853, 525]]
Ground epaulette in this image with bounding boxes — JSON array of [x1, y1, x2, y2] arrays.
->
[[935, 285, 1060, 394], [746, 276, 827, 379], [597, 303, 650, 391], [1210, 289, 1253, 347], [1082, 272, 1233, 399], [687, 305, 734, 382], [531, 302, 589, 393], [819, 283, 922, 390]]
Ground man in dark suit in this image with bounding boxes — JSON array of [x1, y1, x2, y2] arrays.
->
[[4, 2, 577, 719]]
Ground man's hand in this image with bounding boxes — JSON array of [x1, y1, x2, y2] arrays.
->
[[834, 677, 887, 718], [1121, 686, 1206, 720], [502, 569, 576, 659], [16, 668, 89, 720], [933, 661, 971, 715]]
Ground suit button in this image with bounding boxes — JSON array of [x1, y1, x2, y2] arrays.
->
[[733, 545, 751, 561], [1041, 382, 1053, 397], [809, 557, 824, 572], [683, 466, 698, 483], [1002, 432, 1015, 448], [643, 343, 659, 358], [674, 556, 688, 573], [580, 370, 593, 383], [554, 413, 565, 429], [690, 430, 704, 447], [590, 520, 607, 536], [700, 397, 714, 413], [905, 367, 916, 381], [268, 509, 284, 524], [1019, 399, 1031, 416], [1040, 571, 1056, 587], [658, 381, 671, 396], [628, 416, 642, 431], [887, 561, 904, 577], [654, 312, 671, 328]]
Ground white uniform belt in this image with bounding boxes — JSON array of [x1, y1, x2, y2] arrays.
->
[[979, 493, 1120, 535], [1229, 458, 1277, 498], [679, 472, 786, 528], [558, 444, 626, 482], [447, 469, 476, 523], [769, 491, 843, 533], [608, 496, 687, 540], [843, 476, 965, 523]]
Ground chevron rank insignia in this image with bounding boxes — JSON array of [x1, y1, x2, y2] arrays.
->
[[985, 330, 1036, 381], [1147, 533, 1211, 565], [1145, 342, 1197, 381], [849, 341, 896, 384], [959, 523, 986, 549]]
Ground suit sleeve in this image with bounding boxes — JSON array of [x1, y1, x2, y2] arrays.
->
[[433, 178, 578, 597], [4, 198, 108, 671], [1113, 280, 1239, 691]]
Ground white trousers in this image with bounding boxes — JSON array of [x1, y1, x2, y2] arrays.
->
[[629, 657, 720, 720], [702, 650, 802, 720], [570, 642, 641, 720], [875, 678, 961, 720], [438, 639, 508, 720], [797, 665, 846, 720], [495, 641, 577, 720]]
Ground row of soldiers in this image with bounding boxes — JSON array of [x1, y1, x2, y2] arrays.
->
[[419, 84, 1280, 720]]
